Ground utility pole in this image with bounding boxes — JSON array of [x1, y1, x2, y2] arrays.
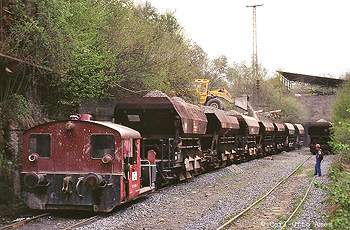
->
[[246, 4, 263, 105], [246, 4, 263, 79]]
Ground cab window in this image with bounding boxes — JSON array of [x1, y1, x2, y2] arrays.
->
[[132, 139, 138, 164], [28, 134, 51, 158], [91, 134, 115, 159], [200, 83, 207, 93]]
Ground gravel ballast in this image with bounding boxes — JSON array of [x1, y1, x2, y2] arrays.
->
[[74, 149, 330, 230], [228, 152, 333, 230], [2, 149, 331, 230], [289, 155, 333, 230]]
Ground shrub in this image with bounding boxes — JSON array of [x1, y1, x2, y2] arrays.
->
[[327, 166, 350, 229]]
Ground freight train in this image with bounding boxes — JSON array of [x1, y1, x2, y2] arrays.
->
[[21, 97, 305, 212], [308, 121, 332, 154]]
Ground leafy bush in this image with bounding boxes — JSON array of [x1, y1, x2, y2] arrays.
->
[[259, 76, 308, 123], [327, 166, 350, 229], [330, 79, 350, 169], [2, 0, 201, 115], [327, 74, 350, 229], [0, 94, 29, 120], [332, 80, 350, 146], [0, 94, 34, 128]]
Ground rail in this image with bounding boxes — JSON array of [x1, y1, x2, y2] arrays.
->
[[279, 176, 316, 230], [216, 155, 312, 230], [62, 215, 100, 230], [0, 213, 49, 230], [0, 212, 101, 230]]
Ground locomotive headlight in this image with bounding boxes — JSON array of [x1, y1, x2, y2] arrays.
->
[[84, 173, 103, 188], [102, 154, 113, 164], [24, 173, 46, 189], [65, 121, 75, 131], [28, 153, 39, 162]]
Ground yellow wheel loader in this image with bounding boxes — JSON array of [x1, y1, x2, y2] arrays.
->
[[194, 79, 235, 110]]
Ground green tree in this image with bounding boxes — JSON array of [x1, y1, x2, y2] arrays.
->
[[2, 0, 204, 116], [328, 77, 350, 229], [259, 75, 307, 123], [188, 43, 209, 78], [208, 55, 228, 88], [331, 78, 350, 153]]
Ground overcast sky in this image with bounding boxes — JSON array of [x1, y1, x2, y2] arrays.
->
[[134, 0, 350, 78]]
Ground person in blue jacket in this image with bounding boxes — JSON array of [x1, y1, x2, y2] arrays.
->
[[314, 144, 324, 176]]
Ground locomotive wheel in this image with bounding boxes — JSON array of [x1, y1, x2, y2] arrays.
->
[[205, 98, 222, 110]]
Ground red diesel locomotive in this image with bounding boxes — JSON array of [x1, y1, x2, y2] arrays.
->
[[21, 114, 156, 212], [21, 97, 304, 212]]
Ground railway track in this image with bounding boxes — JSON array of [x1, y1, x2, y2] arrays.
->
[[0, 213, 49, 230], [0, 213, 100, 230], [61, 215, 100, 230], [1, 152, 322, 230], [279, 176, 316, 230], [216, 155, 314, 230]]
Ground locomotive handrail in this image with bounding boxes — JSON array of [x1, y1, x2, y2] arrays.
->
[[140, 159, 156, 166], [76, 177, 84, 198], [141, 160, 156, 189]]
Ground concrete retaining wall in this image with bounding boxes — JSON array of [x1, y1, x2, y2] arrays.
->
[[0, 121, 27, 216]]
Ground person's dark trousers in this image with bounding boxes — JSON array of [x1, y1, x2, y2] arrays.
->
[[314, 158, 321, 176]]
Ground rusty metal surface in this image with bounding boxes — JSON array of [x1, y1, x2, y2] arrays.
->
[[90, 121, 141, 139], [308, 122, 331, 136], [21, 119, 142, 212], [114, 97, 207, 135], [274, 123, 285, 132], [24, 120, 141, 139], [284, 123, 295, 135], [225, 116, 240, 130], [261, 121, 275, 132], [308, 121, 330, 127], [170, 98, 207, 134], [115, 97, 174, 109], [294, 124, 305, 135], [234, 115, 260, 135], [240, 115, 260, 128], [207, 110, 240, 130], [22, 120, 124, 173]]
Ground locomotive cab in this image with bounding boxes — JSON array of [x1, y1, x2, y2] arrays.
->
[[21, 115, 155, 212]]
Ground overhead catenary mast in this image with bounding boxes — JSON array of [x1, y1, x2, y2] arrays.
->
[[247, 4, 263, 105], [246, 4, 263, 79]]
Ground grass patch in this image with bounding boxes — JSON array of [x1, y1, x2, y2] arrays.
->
[[326, 166, 350, 229], [295, 166, 304, 175], [277, 177, 287, 184], [220, 173, 236, 180], [290, 187, 307, 220], [270, 215, 287, 230]]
